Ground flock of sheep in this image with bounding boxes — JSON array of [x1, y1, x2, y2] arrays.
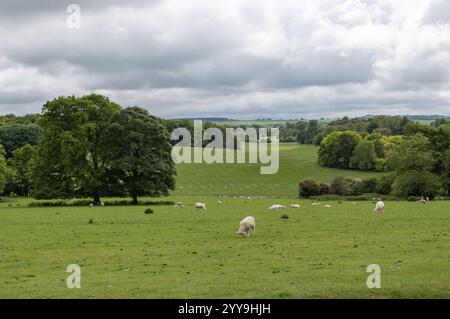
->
[[171, 199, 389, 238], [86, 196, 432, 238]]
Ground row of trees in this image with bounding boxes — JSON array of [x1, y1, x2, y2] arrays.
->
[[299, 175, 395, 198], [0, 94, 176, 204], [315, 122, 450, 197]]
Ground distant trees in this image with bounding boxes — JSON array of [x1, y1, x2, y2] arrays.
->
[[0, 124, 40, 158], [8, 144, 36, 196], [349, 140, 377, 171], [0, 146, 8, 194], [318, 131, 362, 169]]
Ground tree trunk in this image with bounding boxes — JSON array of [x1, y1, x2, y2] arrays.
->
[[132, 193, 138, 205]]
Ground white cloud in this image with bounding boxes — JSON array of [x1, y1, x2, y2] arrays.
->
[[0, 0, 450, 118]]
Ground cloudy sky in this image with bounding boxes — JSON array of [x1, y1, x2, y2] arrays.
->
[[1, 0, 450, 119]]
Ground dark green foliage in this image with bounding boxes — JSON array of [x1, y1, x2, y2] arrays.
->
[[376, 174, 395, 195], [299, 179, 320, 198], [393, 171, 441, 199], [145, 208, 154, 214], [330, 176, 351, 195], [361, 178, 378, 193], [0, 124, 39, 158], [108, 107, 176, 204]]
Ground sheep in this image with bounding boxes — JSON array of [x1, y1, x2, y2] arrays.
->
[[268, 204, 286, 210], [420, 197, 427, 205], [324, 204, 332, 208], [312, 202, 321, 206], [174, 202, 185, 208], [373, 201, 385, 214], [100, 202, 105, 206], [89, 203, 94, 208], [217, 200, 223, 205], [195, 202, 207, 210], [291, 204, 301, 208], [237, 216, 256, 238]]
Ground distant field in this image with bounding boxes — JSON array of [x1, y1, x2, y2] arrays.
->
[[173, 143, 380, 197], [1, 197, 450, 298]]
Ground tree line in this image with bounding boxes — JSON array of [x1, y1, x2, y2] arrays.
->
[[0, 94, 176, 204], [312, 121, 450, 198]]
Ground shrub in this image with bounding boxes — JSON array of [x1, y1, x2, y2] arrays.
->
[[145, 208, 154, 214], [351, 178, 363, 195], [319, 183, 330, 195], [299, 179, 320, 198], [377, 174, 395, 195], [330, 177, 351, 195], [361, 178, 378, 193], [393, 171, 441, 199], [281, 214, 289, 220]]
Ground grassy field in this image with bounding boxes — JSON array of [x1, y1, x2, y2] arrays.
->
[[1, 143, 449, 299], [1, 197, 450, 298], [173, 143, 380, 197]]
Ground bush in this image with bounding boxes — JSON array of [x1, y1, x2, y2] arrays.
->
[[361, 178, 378, 193], [393, 171, 441, 199], [330, 177, 351, 195], [351, 178, 363, 195], [319, 183, 330, 195], [145, 208, 154, 214], [299, 179, 320, 198], [281, 214, 289, 220], [29, 199, 174, 207], [377, 174, 395, 195]]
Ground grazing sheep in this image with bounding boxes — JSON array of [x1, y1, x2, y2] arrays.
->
[[174, 202, 185, 208], [324, 204, 332, 208], [89, 203, 94, 208], [268, 204, 286, 210], [420, 197, 427, 205], [195, 202, 207, 210], [291, 204, 301, 208], [237, 216, 256, 237], [312, 202, 321, 206], [217, 200, 222, 205], [373, 201, 385, 214]]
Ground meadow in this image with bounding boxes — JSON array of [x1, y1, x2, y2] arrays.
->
[[1, 198, 450, 298], [1, 143, 449, 298], [173, 143, 379, 197]]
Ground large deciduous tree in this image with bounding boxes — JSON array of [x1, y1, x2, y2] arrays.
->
[[32, 94, 120, 203], [109, 107, 176, 204]]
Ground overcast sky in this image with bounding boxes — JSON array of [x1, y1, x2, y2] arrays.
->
[[1, 0, 450, 119]]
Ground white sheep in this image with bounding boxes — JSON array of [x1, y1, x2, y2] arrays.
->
[[268, 204, 286, 210], [195, 202, 207, 210], [373, 201, 385, 214], [324, 204, 332, 208], [174, 202, 185, 208], [89, 203, 94, 208], [237, 216, 256, 237], [217, 200, 223, 205], [291, 204, 301, 208]]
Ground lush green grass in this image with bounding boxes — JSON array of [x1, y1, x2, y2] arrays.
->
[[172, 143, 380, 197], [1, 197, 450, 298]]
